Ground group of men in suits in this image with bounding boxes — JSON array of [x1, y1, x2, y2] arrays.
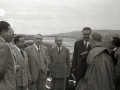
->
[[10, 34, 49, 90], [0, 21, 71, 90]]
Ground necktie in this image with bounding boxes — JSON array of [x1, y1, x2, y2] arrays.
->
[[37, 45, 40, 52], [85, 42, 87, 49], [20, 50, 24, 58], [58, 47, 60, 54]]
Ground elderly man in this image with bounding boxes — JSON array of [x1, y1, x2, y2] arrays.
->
[[0, 21, 16, 90], [72, 27, 92, 85], [76, 33, 114, 90], [25, 34, 48, 90], [49, 36, 70, 90]]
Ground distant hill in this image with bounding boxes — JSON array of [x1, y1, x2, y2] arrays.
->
[[17, 30, 120, 41], [49, 30, 120, 38]]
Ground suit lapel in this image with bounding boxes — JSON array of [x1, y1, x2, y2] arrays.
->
[[59, 46, 65, 56], [41, 46, 45, 56], [31, 45, 39, 64], [14, 47, 24, 62], [54, 46, 59, 55]]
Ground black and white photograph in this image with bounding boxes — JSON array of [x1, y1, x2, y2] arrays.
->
[[0, 0, 120, 90]]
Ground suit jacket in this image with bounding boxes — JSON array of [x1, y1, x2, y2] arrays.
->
[[25, 44, 48, 82], [76, 51, 88, 79], [49, 46, 70, 78], [0, 38, 16, 90], [72, 39, 91, 71], [13, 46, 31, 86]]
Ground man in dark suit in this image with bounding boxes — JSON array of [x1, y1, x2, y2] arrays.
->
[[0, 21, 16, 90], [72, 27, 92, 86], [25, 34, 48, 90], [13, 36, 31, 90], [49, 36, 70, 90]]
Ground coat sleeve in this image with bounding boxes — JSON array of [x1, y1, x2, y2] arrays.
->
[[49, 48, 53, 74], [0, 45, 10, 79], [45, 47, 49, 68], [25, 47, 31, 74], [25, 51, 31, 80], [72, 42, 77, 71], [114, 51, 120, 86], [66, 49, 70, 74]]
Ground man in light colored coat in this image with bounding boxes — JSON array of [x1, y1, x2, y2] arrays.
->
[[25, 34, 48, 90], [0, 21, 16, 90], [49, 36, 70, 90], [13, 35, 31, 90]]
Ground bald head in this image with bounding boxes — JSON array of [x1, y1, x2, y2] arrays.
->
[[33, 34, 43, 45], [55, 36, 63, 47], [92, 33, 102, 42]]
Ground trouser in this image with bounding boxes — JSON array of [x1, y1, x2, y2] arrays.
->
[[16, 85, 28, 90], [52, 78, 66, 90], [29, 69, 47, 90]]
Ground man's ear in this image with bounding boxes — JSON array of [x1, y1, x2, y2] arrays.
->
[[1, 30, 6, 36]]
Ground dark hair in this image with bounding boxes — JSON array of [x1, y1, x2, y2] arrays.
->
[[37, 34, 43, 36], [82, 27, 92, 33], [14, 35, 23, 44], [112, 37, 120, 47], [55, 36, 62, 40], [0, 21, 10, 34]]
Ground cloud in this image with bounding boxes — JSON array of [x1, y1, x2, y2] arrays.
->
[[0, 0, 120, 35], [0, 9, 5, 16]]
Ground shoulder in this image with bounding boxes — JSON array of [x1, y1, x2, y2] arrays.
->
[[0, 43, 10, 53], [62, 46, 69, 52], [9, 43, 16, 49], [51, 46, 56, 49], [25, 45, 33, 49], [115, 48, 120, 58], [0, 42, 9, 49], [41, 45, 47, 50], [74, 39, 83, 45]]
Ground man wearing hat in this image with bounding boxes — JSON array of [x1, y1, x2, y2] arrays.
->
[[76, 33, 114, 90]]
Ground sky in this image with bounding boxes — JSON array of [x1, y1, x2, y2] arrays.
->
[[0, 0, 120, 35]]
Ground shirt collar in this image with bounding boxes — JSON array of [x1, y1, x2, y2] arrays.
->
[[34, 44, 41, 50], [83, 40, 89, 48], [83, 40, 89, 45], [15, 45, 21, 52], [113, 47, 117, 51], [0, 37, 5, 42], [57, 46, 62, 51]]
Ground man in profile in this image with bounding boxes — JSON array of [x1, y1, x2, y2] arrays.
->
[[0, 21, 16, 90], [49, 36, 70, 90], [72, 27, 91, 85], [76, 33, 114, 90], [13, 35, 31, 90]]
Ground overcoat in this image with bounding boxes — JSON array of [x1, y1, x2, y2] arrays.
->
[[76, 46, 114, 90]]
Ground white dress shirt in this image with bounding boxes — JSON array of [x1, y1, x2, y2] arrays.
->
[[83, 40, 89, 48]]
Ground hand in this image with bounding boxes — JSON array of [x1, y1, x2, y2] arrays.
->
[[67, 73, 70, 77], [29, 78, 32, 83], [16, 65, 20, 72]]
